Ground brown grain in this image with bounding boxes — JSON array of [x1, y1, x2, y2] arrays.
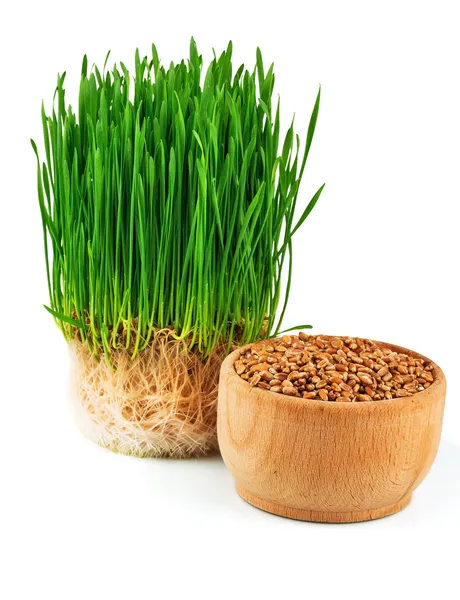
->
[[235, 335, 434, 403]]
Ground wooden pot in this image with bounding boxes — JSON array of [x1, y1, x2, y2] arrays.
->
[[217, 339, 446, 523]]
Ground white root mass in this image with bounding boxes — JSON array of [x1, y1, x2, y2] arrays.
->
[[69, 332, 225, 458]]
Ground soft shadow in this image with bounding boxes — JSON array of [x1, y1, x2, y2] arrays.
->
[[181, 438, 460, 525], [416, 438, 460, 514]]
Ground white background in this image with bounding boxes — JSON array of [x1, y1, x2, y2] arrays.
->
[[1, 0, 459, 598]]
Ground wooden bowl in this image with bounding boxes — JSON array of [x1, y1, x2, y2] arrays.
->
[[217, 339, 446, 523]]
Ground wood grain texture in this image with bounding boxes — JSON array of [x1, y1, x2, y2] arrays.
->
[[217, 339, 446, 523]]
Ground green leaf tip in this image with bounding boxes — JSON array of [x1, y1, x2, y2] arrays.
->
[[44, 305, 84, 329]]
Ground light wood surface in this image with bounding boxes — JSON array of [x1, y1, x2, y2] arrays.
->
[[217, 339, 446, 523]]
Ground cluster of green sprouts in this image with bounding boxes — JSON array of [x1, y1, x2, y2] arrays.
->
[[32, 39, 324, 361]]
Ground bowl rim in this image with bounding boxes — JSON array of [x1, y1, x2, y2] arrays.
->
[[221, 336, 446, 411]]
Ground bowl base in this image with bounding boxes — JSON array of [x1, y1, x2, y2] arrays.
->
[[236, 486, 412, 523]]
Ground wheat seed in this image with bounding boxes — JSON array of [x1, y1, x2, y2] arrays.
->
[[235, 335, 434, 402]]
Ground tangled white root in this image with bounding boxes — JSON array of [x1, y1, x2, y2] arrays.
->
[[69, 332, 226, 458]]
